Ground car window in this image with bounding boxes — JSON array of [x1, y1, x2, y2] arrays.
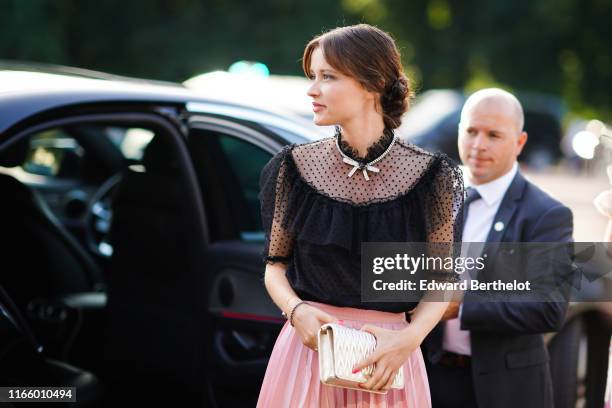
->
[[22, 130, 84, 179], [189, 128, 272, 242], [2, 124, 159, 254], [19, 126, 157, 180], [105, 127, 155, 161]]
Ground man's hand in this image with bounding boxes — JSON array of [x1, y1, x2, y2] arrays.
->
[[441, 301, 461, 320]]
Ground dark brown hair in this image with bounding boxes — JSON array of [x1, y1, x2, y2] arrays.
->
[[302, 24, 411, 130]]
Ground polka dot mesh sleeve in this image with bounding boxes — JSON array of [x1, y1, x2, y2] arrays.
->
[[259, 145, 295, 265], [418, 155, 465, 282]]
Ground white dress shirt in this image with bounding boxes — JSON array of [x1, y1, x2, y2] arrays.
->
[[442, 162, 519, 356]]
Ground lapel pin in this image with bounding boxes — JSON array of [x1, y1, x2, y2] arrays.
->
[[494, 221, 504, 232]]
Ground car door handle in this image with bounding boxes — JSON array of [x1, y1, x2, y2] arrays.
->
[[231, 330, 256, 353]]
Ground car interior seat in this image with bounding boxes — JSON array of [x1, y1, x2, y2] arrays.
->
[[0, 136, 104, 315], [103, 133, 209, 404]]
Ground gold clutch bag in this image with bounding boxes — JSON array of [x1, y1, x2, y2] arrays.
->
[[317, 323, 404, 394]]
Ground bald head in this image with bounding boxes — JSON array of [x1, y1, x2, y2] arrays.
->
[[460, 88, 524, 134], [457, 88, 528, 185]]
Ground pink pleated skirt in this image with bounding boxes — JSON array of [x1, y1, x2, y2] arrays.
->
[[256, 301, 432, 407]]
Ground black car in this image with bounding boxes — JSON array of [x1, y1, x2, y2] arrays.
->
[[0, 63, 329, 407], [0, 64, 609, 407]]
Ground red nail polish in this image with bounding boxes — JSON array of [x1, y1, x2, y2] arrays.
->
[[352, 368, 359, 374]]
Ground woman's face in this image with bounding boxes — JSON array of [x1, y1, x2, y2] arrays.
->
[[307, 46, 377, 127]]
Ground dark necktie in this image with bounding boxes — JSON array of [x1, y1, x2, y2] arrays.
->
[[463, 187, 482, 224], [462, 187, 484, 280]]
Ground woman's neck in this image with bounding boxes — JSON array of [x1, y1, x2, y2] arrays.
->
[[338, 115, 386, 158]]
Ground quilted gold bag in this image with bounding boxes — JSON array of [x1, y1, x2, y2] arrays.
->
[[317, 323, 404, 394]]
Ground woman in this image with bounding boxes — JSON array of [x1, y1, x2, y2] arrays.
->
[[257, 24, 464, 407]]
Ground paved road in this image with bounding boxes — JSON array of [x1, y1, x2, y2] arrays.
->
[[524, 167, 609, 242]]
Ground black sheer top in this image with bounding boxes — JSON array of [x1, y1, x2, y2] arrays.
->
[[258, 131, 464, 312]]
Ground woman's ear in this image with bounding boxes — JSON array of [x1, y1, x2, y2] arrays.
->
[[371, 91, 383, 113]]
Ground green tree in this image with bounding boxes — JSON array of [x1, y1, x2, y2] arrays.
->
[[1, 0, 610, 119]]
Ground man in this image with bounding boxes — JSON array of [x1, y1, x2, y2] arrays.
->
[[423, 88, 574, 408]]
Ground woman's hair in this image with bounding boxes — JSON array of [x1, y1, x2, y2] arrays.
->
[[302, 24, 412, 130]]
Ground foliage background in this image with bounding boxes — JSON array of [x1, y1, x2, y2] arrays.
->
[[1, 0, 611, 120]]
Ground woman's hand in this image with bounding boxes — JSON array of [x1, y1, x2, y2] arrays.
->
[[352, 325, 424, 392], [291, 304, 339, 351]]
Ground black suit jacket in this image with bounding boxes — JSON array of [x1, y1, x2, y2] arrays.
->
[[424, 170, 574, 408]]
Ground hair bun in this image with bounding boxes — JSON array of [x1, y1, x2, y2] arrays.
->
[[388, 78, 403, 97], [381, 75, 409, 129]]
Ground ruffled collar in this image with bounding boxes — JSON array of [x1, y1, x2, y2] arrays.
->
[[335, 126, 395, 163]]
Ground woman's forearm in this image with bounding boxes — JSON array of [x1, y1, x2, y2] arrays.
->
[[402, 293, 449, 343], [264, 263, 301, 316]]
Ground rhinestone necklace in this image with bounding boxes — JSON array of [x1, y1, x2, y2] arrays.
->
[[334, 132, 397, 181]]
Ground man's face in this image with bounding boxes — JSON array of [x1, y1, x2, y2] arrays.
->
[[458, 100, 527, 185]]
